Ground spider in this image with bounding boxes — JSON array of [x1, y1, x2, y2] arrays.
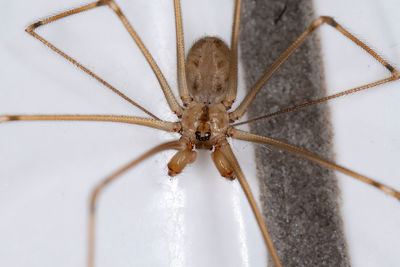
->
[[0, 0, 399, 266]]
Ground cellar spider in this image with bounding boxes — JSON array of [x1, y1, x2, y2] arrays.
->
[[0, 0, 398, 267]]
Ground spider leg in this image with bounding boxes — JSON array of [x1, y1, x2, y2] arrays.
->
[[229, 16, 400, 122], [222, 0, 242, 109], [25, 1, 159, 119], [233, 76, 397, 126], [87, 140, 184, 267], [105, 0, 183, 116], [218, 142, 282, 267], [0, 114, 180, 133], [230, 128, 400, 201], [173, 0, 191, 106], [26, 0, 185, 118]]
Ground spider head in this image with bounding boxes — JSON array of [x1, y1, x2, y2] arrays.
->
[[195, 122, 211, 142]]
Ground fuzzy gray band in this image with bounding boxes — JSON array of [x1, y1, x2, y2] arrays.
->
[[239, 0, 349, 266]]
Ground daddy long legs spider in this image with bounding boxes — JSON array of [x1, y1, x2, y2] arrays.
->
[[0, 0, 399, 266]]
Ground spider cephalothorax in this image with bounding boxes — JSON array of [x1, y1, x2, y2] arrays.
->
[[180, 102, 229, 149]]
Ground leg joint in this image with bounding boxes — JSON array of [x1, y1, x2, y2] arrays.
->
[[25, 21, 42, 33], [311, 16, 337, 29]]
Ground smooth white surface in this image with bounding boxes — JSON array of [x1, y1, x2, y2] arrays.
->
[[0, 1, 264, 267], [314, 1, 400, 266]]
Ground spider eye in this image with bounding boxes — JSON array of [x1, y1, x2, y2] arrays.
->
[[195, 131, 211, 141]]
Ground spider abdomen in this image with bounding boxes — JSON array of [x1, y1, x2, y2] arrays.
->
[[185, 37, 231, 105]]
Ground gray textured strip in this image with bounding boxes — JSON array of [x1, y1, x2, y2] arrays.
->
[[239, 0, 349, 266]]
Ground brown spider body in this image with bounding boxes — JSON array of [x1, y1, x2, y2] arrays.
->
[[168, 37, 234, 179]]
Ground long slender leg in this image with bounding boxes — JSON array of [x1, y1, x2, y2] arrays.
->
[[222, 0, 242, 109], [25, 1, 158, 120], [218, 142, 282, 267], [229, 16, 400, 122], [0, 114, 180, 133], [26, 0, 184, 118], [105, 0, 183, 116], [87, 140, 184, 267], [230, 128, 400, 200], [173, 0, 191, 106], [232, 76, 398, 126]]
